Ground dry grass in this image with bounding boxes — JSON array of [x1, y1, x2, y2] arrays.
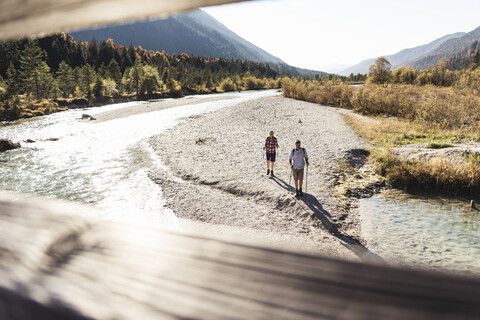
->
[[20, 99, 66, 118], [282, 79, 480, 130], [369, 148, 480, 193], [342, 113, 480, 193], [343, 114, 480, 147]]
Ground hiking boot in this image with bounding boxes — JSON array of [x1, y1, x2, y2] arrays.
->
[[270, 170, 274, 176], [299, 188, 304, 197], [296, 189, 299, 197], [267, 169, 270, 175]]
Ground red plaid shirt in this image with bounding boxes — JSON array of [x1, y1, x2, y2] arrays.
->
[[265, 136, 278, 153]]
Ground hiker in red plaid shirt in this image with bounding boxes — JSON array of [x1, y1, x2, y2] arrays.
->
[[263, 130, 279, 176]]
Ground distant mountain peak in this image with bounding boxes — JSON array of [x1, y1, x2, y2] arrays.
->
[[408, 26, 480, 69], [69, 9, 283, 64], [68, 10, 327, 77], [340, 31, 467, 75]]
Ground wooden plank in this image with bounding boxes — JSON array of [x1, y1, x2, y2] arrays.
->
[[0, 0, 247, 41], [0, 194, 479, 319]]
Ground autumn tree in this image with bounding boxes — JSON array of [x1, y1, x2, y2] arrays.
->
[[124, 60, 144, 96], [220, 77, 236, 92], [103, 79, 118, 97], [141, 65, 161, 94], [367, 57, 391, 85], [390, 67, 417, 84]]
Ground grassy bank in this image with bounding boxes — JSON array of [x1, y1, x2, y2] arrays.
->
[[282, 78, 480, 194], [1, 76, 281, 122]]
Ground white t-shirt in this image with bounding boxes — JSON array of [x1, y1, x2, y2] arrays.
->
[[289, 148, 308, 169]]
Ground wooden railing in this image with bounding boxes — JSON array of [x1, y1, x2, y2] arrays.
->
[[0, 194, 479, 319]]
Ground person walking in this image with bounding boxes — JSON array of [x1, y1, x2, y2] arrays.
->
[[289, 140, 309, 197], [263, 130, 279, 176]]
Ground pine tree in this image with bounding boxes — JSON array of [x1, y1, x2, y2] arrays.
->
[[201, 68, 214, 90], [97, 62, 107, 79], [106, 59, 122, 85], [56, 61, 75, 98], [80, 64, 96, 98], [127, 60, 144, 96], [93, 76, 104, 98], [6, 62, 19, 97], [19, 41, 52, 100], [162, 67, 171, 85], [474, 51, 480, 67]]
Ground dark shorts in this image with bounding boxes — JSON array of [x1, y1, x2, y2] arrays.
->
[[266, 152, 276, 162], [292, 168, 304, 181]]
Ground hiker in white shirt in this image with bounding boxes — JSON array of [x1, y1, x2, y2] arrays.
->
[[289, 140, 309, 197]]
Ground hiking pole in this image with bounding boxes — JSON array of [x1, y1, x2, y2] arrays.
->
[[306, 166, 308, 194], [289, 166, 293, 192]]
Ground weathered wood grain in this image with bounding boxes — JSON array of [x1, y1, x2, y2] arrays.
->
[[0, 0, 246, 40], [0, 194, 479, 319]]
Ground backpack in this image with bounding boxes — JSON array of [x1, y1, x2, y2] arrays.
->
[[291, 148, 306, 156], [266, 136, 277, 144]]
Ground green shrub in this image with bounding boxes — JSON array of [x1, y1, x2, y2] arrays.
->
[[220, 77, 236, 92], [425, 143, 454, 149], [0, 97, 22, 121]]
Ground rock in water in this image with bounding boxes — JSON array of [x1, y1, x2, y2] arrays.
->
[[0, 139, 21, 152], [81, 114, 96, 121]]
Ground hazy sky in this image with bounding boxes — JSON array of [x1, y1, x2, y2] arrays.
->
[[203, 0, 480, 72]]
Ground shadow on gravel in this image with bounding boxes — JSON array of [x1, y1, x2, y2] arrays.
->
[[298, 194, 385, 264], [270, 175, 295, 192]]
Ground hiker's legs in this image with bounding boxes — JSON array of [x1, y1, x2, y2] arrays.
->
[[298, 169, 304, 188], [266, 160, 271, 169], [293, 169, 300, 189]]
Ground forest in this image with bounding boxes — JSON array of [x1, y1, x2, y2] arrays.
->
[[0, 33, 285, 121]]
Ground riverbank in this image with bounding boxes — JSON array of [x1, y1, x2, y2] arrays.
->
[[149, 95, 385, 261], [89, 94, 239, 122], [282, 80, 480, 195], [2, 88, 262, 123], [1, 91, 209, 122]]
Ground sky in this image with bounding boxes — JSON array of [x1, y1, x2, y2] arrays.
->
[[203, 0, 480, 73]]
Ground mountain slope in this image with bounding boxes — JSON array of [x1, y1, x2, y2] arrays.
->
[[341, 32, 465, 75], [408, 26, 480, 69], [70, 10, 283, 64], [69, 9, 328, 77]]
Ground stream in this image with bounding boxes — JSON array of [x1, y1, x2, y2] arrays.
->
[[0, 90, 279, 226], [359, 190, 480, 275]]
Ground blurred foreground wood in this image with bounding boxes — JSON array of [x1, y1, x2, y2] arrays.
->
[[0, 195, 479, 320], [0, 0, 245, 40]]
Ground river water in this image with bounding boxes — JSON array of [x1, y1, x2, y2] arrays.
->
[[0, 90, 279, 226], [359, 190, 480, 275], [2, 90, 479, 275]]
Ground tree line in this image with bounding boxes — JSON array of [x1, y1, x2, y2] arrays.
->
[[367, 56, 480, 92], [0, 33, 284, 120]]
